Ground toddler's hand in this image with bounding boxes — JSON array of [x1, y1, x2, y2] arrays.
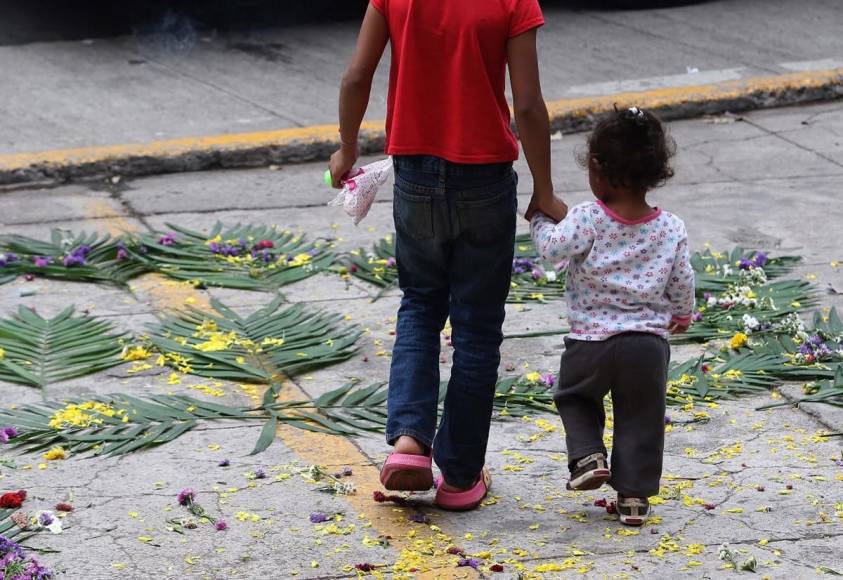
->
[[526, 193, 568, 222], [329, 144, 359, 189], [668, 319, 690, 335]]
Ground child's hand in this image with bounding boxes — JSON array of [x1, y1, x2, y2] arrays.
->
[[526, 193, 568, 222], [329, 144, 359, 189], [668, 318, 690, 335]]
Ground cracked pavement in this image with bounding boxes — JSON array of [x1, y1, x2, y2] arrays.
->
[[1, 101, 843, 578]]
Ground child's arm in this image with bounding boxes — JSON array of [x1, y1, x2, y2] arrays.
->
[[507, 30, 567, 223], [530, 205, 595, 262], [665, 231, 696, 334], [329, 4, 389, 188]]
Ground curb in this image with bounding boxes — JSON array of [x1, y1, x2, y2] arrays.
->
[[2, 68, 842, 186]]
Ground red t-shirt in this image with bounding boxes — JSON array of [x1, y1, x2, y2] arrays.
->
[[370, 0, 544, 164]]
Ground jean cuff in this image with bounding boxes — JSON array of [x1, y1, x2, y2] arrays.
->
[[385, 428, 434, 450]]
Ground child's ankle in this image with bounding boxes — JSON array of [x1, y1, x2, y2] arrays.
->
[[393, 435, 426, 455]]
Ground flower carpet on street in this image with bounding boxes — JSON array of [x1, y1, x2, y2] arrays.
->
[[1, 218, 841, 579]]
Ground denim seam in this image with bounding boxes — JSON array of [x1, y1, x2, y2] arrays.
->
[[385, 428, 434, 449]]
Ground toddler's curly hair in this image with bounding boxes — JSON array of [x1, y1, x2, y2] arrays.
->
[[578, 106, 677, 192]]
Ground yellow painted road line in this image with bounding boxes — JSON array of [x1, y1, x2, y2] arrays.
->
[[4, 68, 843, 178], [84, 201, 473, 578]]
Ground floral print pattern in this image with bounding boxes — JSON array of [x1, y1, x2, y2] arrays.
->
[[530, 201, 695, 341]]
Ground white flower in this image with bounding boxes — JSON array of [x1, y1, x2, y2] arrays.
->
[[34, 510, 63, 534], [741, 314, 760, 333], [545, 271, 557, 283], [707, 296, 718, 307]]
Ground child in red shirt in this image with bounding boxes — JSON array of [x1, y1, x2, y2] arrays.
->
[[330, 0, 566, 510]]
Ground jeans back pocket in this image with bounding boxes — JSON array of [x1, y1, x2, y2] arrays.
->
[[394, 186, 435, 240], [455, 173, 517, 245]]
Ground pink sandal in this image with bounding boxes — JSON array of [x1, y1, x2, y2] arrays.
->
[[379, 453, 434, 491], [434, 467, 491, 511]]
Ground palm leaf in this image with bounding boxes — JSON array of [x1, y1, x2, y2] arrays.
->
[[124, 222, 335, 292], [345, 233, 567, 303], [0, 229, 145, 286], [691, 247, 801, 293], [677, 279, 817, 342], [0, 306, 125, 392], [149, 297, 362, 384], [341, 235, 399, 298]]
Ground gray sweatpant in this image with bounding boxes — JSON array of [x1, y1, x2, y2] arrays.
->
[[554, 332, 670, 497]]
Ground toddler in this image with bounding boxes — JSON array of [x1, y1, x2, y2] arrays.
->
[[530, 106, 695, 525]]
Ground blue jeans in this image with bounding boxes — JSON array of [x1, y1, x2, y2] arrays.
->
[[386, 155, 517, 488]]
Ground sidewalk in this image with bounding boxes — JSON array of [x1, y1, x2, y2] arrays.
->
[[2, 0, 843, 183]]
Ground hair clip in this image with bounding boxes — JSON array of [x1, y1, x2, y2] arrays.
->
[[622, 106, 647, 126]]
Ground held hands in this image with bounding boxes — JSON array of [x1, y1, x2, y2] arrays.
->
[[525, 192, 568, 222], [329, 143, 359, 189]]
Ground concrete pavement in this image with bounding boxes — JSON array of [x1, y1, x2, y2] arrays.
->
[[1, 102, 842, 578]]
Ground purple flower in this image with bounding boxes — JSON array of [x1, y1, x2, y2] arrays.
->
[[33, 256, 52, 268], [215, 520, 228, 531], [254, 468, 267, 479], [116, 247, 129, 261], [541, 373, 556, 388], [753, 252, 768, 267], [332, 466, 354, 478], [38, 512, 54, 527], [0, 535, 24, 559], [531, 269, 543, 281], [177, 488, 196, 506], [738, 258, 753, 270], [75, 245, 92, 257], [693, 312, 703, 322], [0, 253, 18, 268], [0, 426, 19, 443], [408, 513, 430, 524], [158, 233, 176, 246], [458, 558, 480, 569], [703, 292, 712, 301], [386, 257, 397, 268], [513, 267, 524, 275], [218, 459, 230, 467], [62, 253, 86, 267], [309, 512, 329, 524], [664, 415, 672, 425]]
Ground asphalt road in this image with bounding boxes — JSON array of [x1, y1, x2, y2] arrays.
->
[[1, 0, 842, 154]]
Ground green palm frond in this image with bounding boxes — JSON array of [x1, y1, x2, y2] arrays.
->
[[513, 233, 538, 259], [0, 509, 37, 544], [757, 366, 843, 411], [125, 223, 335, 291], [0, 229, 144, 286], [0, 306, 125, 391], [691, 247, 801, 293], [342, 235, 398, 298], [667, 351, 782, 406], [149, 297, 361, 391], [0, 376, 558, 457], [0, 394, 254, 457], [345, 233, 567, 303], [677, 279, 817, 342]]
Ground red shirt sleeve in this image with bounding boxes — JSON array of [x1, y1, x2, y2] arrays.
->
[[370, 0, 385, 16], [509, 0, 544, 38]]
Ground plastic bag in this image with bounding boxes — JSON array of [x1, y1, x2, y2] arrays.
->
[[327, 157, 393, 225]]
